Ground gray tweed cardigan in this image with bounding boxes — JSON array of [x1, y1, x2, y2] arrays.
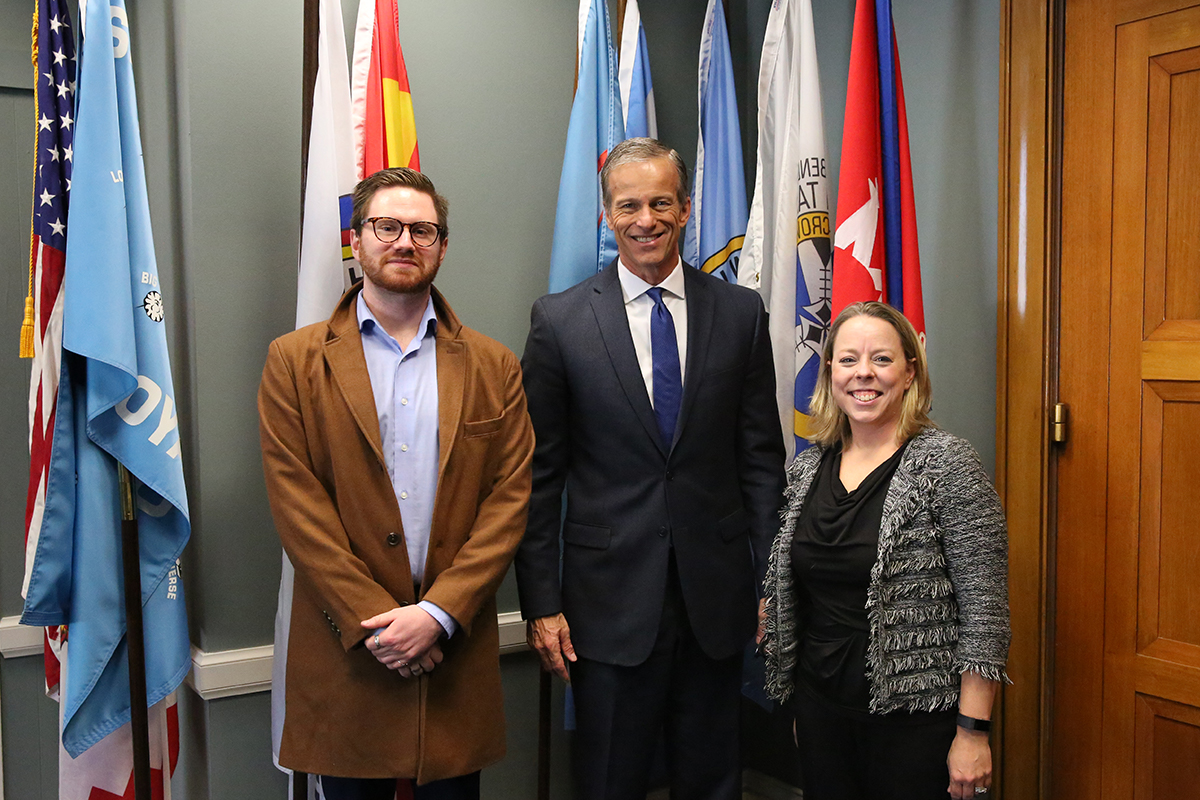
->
[[762, 426, 1011, 713]]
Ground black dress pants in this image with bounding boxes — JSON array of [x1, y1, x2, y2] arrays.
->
[[317, 771, 480, 800], [792, 683, 957, 800], [570, 559, 742, 800]]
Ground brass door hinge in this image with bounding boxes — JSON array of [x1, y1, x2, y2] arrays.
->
[[1052, 403, 1069, 444]]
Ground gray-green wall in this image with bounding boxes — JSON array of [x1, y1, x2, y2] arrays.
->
[[1, 0, 998, 797]]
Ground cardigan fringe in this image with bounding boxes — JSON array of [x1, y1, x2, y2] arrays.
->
[[762, 427, 1012, 711]]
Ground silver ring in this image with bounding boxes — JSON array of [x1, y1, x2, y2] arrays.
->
[[974, 789, 988, 795], [373, 634, 380, 648]]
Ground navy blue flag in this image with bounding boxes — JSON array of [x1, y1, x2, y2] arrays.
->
[[21, 0, 191, 758]]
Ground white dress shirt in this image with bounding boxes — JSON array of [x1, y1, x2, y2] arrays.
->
[[616, 259, 688, 406]]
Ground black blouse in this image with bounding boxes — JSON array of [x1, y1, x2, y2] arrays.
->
[[790, 442, 908, 711]]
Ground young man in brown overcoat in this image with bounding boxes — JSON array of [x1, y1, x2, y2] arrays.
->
[[259, 168, 533, 799]]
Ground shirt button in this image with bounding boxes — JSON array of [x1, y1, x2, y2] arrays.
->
[[386, 532, 400, 546], [400, 397, 409, 406], [400, 444, 409, 452], [400, 491, 408, 500]]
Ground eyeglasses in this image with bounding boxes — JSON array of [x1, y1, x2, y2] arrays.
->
[[364, 217, 444, 247]]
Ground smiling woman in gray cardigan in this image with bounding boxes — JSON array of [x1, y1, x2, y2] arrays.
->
[[760, 302, 1010, 800]]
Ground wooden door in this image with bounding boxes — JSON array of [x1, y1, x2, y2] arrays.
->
[[1056, 1, 1200, 798]]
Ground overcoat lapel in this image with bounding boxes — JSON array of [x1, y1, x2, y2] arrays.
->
[[590, 265, 666, 456], [434, 336, 465, 498], [323, 291, 387, 470], [674, 266, 714, 448]]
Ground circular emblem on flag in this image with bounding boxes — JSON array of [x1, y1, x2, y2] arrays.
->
[[143, 291, 164, 322]]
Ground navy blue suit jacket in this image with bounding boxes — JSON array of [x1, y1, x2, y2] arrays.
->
[[515, 262, 786, 665]]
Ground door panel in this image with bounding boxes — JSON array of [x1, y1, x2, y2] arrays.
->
[[1058, 3, 1200, 799]]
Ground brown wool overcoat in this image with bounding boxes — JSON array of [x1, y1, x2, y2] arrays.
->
[[258, 284, 533, 783]]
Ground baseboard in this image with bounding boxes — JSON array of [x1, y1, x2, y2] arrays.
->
[[2, 612, 529, 700]]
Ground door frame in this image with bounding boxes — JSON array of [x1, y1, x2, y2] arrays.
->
[[996, 1, 1062, 797]]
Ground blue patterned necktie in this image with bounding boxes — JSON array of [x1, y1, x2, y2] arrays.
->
[[647, 287, 682, 447]]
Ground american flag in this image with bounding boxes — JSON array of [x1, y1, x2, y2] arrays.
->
[[23, 0, 76, 701]]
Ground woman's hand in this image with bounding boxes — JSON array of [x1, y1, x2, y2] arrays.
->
[[947, 727, 992, 799], [755, 597, 768, 646]]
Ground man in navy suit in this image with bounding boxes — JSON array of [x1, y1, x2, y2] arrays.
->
[[516, 138, 786, 800]]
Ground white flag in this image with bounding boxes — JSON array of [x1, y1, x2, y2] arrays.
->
[[276, 0, 357, 778], [739, 0, 831, 460]]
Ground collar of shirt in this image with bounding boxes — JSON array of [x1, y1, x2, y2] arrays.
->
[[616, 257, 687, 305], [356, 290, 439, 351], [615, 258, 689, 401]]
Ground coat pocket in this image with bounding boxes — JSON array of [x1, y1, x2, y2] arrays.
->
[[463, 414, 504, 438], [562, 521, 611, 550], [715, 507, 750, 542]]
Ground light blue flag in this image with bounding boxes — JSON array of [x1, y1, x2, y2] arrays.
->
[[684, 0, 747, 284], [618, 0, 657, 140], [548, 0, 624, 293], [21, 0, 191, 758]]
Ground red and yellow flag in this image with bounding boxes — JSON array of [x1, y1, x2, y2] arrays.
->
[[353, 0, 419, 177]]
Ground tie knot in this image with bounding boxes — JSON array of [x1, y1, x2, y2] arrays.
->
[[647, 286, 667, 307]]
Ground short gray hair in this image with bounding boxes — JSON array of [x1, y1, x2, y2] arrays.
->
[[600, 137, 689, 209]]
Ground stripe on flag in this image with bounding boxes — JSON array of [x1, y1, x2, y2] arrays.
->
[[352, 0, 420, 176], [24, 0, 77, 706]]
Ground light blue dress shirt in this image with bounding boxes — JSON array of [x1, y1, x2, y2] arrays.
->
[[357, 292, 457, 637]]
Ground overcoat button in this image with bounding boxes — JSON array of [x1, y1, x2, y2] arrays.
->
[[386, 532, 401, 546]]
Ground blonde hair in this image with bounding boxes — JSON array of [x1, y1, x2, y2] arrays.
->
[[806, 302, 933, 447]]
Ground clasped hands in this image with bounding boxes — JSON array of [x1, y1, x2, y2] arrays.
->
[[362, 606, 444, 679]]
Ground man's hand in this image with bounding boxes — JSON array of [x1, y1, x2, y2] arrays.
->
[[527, 614, 576, 682], [362, 606, 444, 678]]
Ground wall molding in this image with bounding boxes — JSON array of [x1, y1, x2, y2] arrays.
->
[[0, 616, 44, 659], [3, 612, 529, 701]]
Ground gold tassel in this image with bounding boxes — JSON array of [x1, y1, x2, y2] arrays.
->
[[20, 296, 35, 358], [21, 9, 39, 359]]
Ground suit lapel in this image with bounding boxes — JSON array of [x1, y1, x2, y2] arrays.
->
[[674, 266, 714, 447], [590, 265, 666, 456]]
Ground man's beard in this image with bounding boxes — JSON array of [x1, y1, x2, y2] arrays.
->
[[360, 249, 441, 295]]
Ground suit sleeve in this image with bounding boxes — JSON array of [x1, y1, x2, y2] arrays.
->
[[257, 338, 398, 651], [513, 297, 570, 621], [736, 294, 787, 587], [421, 348, 534, 635]]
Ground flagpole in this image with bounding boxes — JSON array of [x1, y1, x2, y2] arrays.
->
[[293, 2, 318, 798], [537, 670, 551, 800], [118, 463, 152, 800]]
